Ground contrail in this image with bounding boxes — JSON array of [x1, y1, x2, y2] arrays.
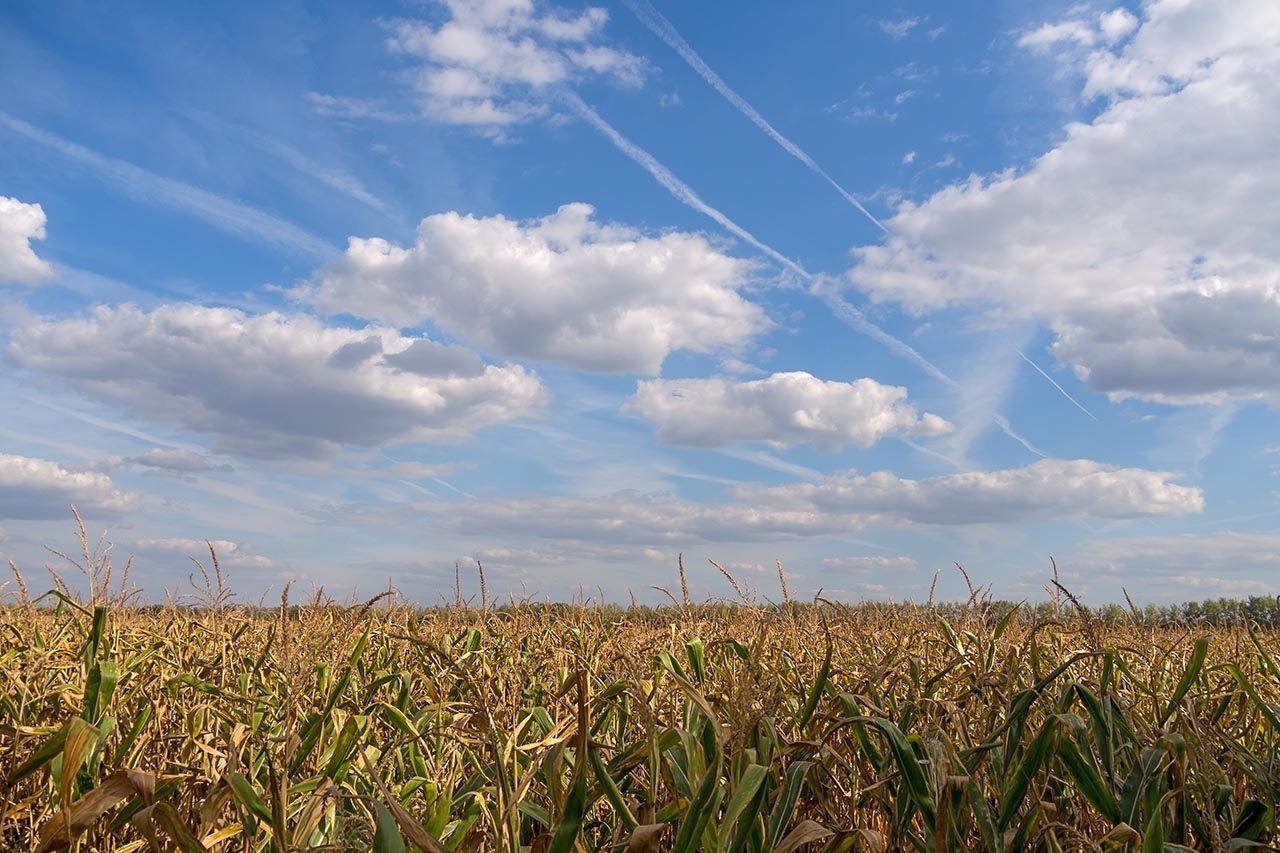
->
[[565, 92, 1045, 459], [563, 91, 806, 277], [618, 7, 1089, 432], [433, 476, 477, 500], [813, 284, 955, 387], [899, 437, 965, 470], [621, 0, 889, 235], [0, 112, 338, 260], [563, 91, 946, 380], [184, 110, 396, 217], [993, 414, 1047, 458], [1016, 349, 1097, 421]]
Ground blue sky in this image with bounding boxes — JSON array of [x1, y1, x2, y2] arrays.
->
[[2, 0, 1277, 606]]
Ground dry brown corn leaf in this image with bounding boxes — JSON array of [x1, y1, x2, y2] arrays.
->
[[35, 769, 153, 852]]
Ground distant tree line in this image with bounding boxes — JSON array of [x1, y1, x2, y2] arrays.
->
[[478, 594, 1280, 628], [866, 595, 1280, 628]]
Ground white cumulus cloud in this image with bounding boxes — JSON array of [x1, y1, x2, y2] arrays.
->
[[1074, 530, 1280, 575], [8, 304, 547, 457], [628, 371, 951, 450], [822, 555, 919, 572], [132, 537, 277, 568], [385, 0, 644, 135], [126, 448, 234, 473], [300, 203, 767, 374], [1065, 530, 1280, 600], [314, 459, 1201, 549], [0, 195, 53, 284], [0, 454, 139, 520], [848, 0, 1280, 405], [735, 459, 1203, 525]]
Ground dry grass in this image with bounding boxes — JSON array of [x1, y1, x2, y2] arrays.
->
[[1, 558, 1277, 852]]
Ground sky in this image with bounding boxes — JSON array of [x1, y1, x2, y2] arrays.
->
[[1, 0, 1277, 607]]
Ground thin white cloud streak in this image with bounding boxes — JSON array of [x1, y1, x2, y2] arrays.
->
[[620, 0, 889, 234], [198, 113, 395, 217], [562, 91, 805, 276], [20, 394, 199, 453], [899, 437, 964, 470], [563, 92, 948, 382], [716, 448, 826, 481], [0, 113, 337, 260], [1016, 349, 1098, 421], [613, 8, 1091, 432], [813, 283, 955, 386], [993, 414, 1047, 458], [566, 92, 1044, 460], [398, 479, 440, 498], [432, 477, 477, 499]]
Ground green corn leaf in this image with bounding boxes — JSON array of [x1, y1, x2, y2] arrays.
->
[[1057, 737, 1121, 823], [8, 721, 71, 784], [547, 767, 587, 853], [114, 701, 154, 763], [1119, 747, 1168, 829], [720, 763, 769, 851], [766, 760, 814, 851], [83, 660, 120, 724], [589, 745, 638, 833], [379, 701, 418, 738], [966, 775, 999, 853], [1230, 800, 1272, 842], [685, 638, 706, 684], [1158, 637, 1209, 727], [999, 716, 1060, 830], [1225, 664, 1280, 731], [797, 630, 832, 733], [672, 732, 725, 853], [84, 605, 108, 671], [855, 717, 937, 828], [374, 800, 408, 853], [1143, 796, 1165, 853], [226, 772, 273, 826]]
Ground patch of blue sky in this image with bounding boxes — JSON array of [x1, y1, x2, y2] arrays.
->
[[1, 0, 1275, 606]]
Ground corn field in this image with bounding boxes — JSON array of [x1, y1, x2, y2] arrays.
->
[[2, 570, 1279, 852]]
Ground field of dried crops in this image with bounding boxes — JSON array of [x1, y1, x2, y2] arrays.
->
[[3, 582, 1278, 852]]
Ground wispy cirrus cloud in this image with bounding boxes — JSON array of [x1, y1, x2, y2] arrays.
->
[[304, 93, 415, 123], [561, 93, 952, 384], [0, 113, 337, 260], [132, 537, 277, 569], [879, 17, 924, 40], [184, 111, 395, 217], [1063, 529, 1280, 602]]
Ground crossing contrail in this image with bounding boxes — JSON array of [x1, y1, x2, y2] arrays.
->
[[620, 0, 889, 235], [1016, 349, 1098, 421], [566, 91, 1046, 457], [618, 5, 1097, 430], [563, 91, 946, 381]]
